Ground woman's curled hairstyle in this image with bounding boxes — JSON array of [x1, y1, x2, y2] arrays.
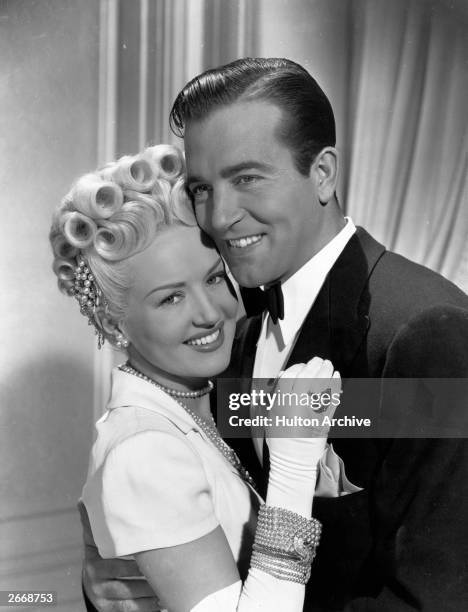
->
[[49, 144, 196, 346]]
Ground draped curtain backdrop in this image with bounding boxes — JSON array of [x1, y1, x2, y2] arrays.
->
[[342, 0, 467, 290], [95, 0, 258, 414]]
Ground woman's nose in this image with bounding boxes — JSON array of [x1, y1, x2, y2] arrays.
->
[[192, 290, 220, 327]]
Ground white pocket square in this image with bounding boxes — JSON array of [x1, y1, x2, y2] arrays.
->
[[315, 443, 363, 498]]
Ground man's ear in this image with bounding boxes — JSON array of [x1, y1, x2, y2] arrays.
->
[[312, 147, 339, 205]]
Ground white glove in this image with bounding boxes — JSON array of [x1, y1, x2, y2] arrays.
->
[[191, 572, 304, 611], [266, 358, 341, 517], [191, 359, 341, 611]]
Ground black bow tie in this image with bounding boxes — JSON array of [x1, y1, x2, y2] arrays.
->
[[240, 283, 284, 324]]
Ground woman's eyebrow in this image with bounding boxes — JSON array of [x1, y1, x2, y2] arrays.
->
[[205, 258, 223, 276], [144, 258, 223, 299], [144, 281, 185, 299]]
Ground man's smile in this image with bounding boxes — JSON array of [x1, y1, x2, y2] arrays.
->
[[227, 234, 264, 249]]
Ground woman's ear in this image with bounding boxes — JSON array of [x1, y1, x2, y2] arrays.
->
[[313, 147, 339, 205], [100, 315, 129, 349]]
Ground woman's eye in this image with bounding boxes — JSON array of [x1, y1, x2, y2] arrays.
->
[[207, 272, 226, 286], [160, 293, 183, 306]]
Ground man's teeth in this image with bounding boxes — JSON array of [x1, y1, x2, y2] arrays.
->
[[228, 234, 262, 248], [187, 329, 220, 346]]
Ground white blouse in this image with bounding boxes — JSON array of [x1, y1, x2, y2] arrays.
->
[[82, 367, 261, 563]]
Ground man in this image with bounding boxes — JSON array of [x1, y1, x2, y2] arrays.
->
[[83, 58, 468, 610]]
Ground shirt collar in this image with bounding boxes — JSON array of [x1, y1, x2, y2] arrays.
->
[[104, 367, 199, 435], [278, 217, 356, 345]]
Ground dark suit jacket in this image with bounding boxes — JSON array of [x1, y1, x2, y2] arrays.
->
[[227, 227, 468, 611]]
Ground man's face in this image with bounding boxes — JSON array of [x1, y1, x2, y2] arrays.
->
[[184, 100, 324, 287]]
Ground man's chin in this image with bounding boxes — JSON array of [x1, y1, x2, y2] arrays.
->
[[229, 266, 272, 288], [219, 249, 267, 287]]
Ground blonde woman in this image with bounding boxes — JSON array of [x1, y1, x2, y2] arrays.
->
[[50, 145, 338, 612]]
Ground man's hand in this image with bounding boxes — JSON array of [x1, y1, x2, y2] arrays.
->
[[78, 501, 160, 612]]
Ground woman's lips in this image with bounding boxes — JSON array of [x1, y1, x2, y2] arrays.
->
[[185, 325, 225, 352]]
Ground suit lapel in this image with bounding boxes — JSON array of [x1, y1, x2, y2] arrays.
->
[[285, 275, 333, 367], [286, 228, 385, 374], [221, 314, 266, 492], [235, 314, 262, 383]]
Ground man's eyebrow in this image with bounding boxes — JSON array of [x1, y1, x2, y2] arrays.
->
[[220, 161, 275, 179], [187, 162, 275, 186], [144, 258, 223, 299]]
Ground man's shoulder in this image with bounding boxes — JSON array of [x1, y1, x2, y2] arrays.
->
[[383, 302, 468, 376], [354, 227, 468, 310], [349, 228, 468, 364]]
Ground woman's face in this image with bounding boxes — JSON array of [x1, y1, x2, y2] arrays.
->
[[121, 225, 238, 388]]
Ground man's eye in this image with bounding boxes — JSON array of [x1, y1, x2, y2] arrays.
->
[[207, 272, 227, 286], [160, 293, 183, 306], [191, 185, 211, 201], [235, 175, 259, 186]]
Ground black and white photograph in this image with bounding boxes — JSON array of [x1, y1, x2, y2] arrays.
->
[[1, 1, 467, 611]]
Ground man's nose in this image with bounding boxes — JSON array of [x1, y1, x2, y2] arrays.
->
[[210, 187, 242, 234], [192, 289, 220, 327]]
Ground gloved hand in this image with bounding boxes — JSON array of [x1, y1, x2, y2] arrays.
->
[[265, 358, 341, 516]]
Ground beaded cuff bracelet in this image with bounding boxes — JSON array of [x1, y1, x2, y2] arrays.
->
[[250, 505, 322, 584]]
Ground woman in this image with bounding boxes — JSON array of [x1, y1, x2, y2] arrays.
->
[[50, 144, 339, 612]]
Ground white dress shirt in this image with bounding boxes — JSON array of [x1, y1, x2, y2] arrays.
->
[[252, 218, 356, 461], [253, 217, 356, 379]]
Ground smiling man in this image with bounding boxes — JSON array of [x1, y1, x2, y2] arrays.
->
[[82, 58, 468, 611], [183, 100, 343, 289], [171, 57, 468, 611]]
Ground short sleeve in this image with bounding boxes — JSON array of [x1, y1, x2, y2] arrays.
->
[[84, 430, 219, 558]]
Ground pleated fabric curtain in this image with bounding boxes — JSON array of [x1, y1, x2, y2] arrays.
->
[[93, 0, 257, 417], [342, 0, 467, 290]]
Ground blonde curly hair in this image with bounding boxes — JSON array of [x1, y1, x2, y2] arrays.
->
[[49, 144, 196, 342]]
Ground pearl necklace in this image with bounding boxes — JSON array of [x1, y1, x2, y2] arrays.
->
[[119, 363, 257, 491], [120, 362, 213, 398]]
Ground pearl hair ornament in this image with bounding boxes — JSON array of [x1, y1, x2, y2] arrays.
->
[[70, 256, 107, 348]]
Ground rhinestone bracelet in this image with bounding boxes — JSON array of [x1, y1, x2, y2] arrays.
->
[[250, 504, 322, 585], [251, 550, 311, 584]]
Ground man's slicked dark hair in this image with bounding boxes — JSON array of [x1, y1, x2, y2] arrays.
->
[[170, 57, 336, 176]]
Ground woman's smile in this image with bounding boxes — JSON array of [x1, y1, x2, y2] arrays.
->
[[185, 323, 224, 350]]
